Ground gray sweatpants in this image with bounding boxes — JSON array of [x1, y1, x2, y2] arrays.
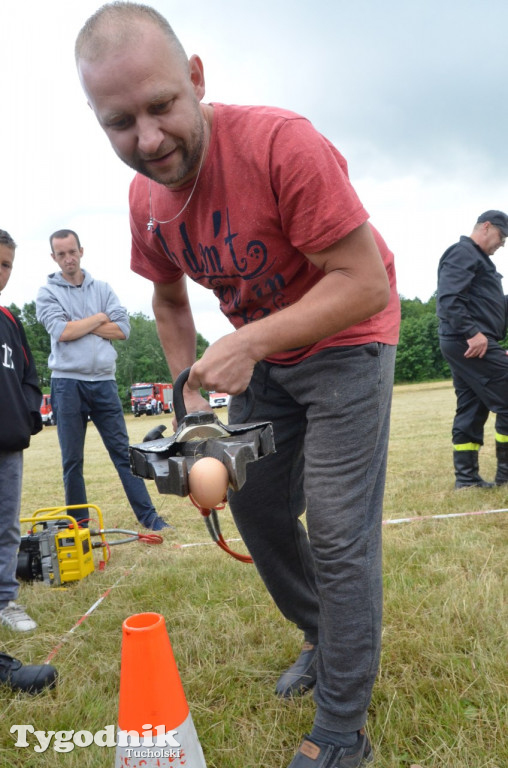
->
[[228, 343, 396, 732], [0, 451, 23, 608]]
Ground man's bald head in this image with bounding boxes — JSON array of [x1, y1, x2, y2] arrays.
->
[[75, 1, 188, 68]]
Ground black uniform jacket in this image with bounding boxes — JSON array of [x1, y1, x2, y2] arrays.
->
[[437, 236, 508, 341]]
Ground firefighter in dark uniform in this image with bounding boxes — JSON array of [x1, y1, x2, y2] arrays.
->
[[437, 210, 508, 488]]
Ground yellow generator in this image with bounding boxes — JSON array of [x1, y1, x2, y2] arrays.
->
[[17, 505, 108, 587]]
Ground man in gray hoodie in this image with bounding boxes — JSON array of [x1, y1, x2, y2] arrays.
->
[[36, 229, 168, 530]]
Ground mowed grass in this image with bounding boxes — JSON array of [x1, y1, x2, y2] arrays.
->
[[0, 383, 506, 767]]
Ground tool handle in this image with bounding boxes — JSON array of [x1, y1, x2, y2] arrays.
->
[[173, 367, 192, 424], [173, 367, 254, 424]]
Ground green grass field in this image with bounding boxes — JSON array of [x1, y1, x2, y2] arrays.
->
[[0, 382, 506, 767]]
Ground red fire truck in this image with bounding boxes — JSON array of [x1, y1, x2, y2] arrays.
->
[[131, 382, 173, 416], [40, 394, 55, 426]]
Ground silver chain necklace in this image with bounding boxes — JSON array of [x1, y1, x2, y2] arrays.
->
[[146, 131, 208, 232]]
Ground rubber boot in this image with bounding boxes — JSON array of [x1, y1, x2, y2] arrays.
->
[[494, 441, 508, 485], [453, 449, 493, 489]]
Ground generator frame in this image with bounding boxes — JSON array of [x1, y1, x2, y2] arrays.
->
[[18, 504, 109, 587]]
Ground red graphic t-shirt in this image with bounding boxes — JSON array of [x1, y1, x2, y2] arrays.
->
[[130, 103, 400, 364]]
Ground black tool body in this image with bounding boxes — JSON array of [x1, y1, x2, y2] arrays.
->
[[129, 367, 275, 497]]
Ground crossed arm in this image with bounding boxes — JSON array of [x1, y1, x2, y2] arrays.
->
[[59, 313, 126, 342]]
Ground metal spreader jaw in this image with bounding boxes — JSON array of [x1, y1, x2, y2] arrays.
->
[[129, 368, 275, 497]]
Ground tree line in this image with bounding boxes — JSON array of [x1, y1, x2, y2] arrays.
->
[[8, 295, 451, 406], [395, 293, 450, 382]]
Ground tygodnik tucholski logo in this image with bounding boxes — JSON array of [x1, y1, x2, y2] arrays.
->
[[10, 723, 181, 756]]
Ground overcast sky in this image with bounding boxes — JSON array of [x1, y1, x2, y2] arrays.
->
[[1, 0, 508, 343]]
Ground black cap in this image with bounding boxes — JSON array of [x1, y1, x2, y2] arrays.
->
[[477, 210, 508, 236]]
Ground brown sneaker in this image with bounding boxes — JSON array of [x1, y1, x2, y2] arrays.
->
[[287, 731, 373, 767]]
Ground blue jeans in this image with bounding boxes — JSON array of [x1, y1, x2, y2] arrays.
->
[[228, 344, 396, 732], [0, 451, 23, 608], [51, 379, 158, 527]]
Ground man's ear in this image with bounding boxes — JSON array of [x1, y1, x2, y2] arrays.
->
[[189, 54, 205, 101]]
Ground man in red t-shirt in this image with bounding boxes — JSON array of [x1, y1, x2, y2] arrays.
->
[[76, 5, 400, 766]]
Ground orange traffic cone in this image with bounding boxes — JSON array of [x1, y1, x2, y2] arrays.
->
[[115, 612, 207, 767]]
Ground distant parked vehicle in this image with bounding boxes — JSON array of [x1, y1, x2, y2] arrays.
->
[[40, 394, 55, 426], [208, 391, 231, 408], [131, 382, 174, 416]]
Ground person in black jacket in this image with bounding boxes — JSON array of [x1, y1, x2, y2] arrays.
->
[[0, 231, 58, 691], [437, 210, 508, 488], [0, 230, 43, 632]]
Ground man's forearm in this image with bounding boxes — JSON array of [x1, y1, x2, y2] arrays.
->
[[188, 223, 391, 395], [92, 322, 126, 340], [59, 313, 109, 341], [153, 295, 198, 378], [242, 265, 389, 363]]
